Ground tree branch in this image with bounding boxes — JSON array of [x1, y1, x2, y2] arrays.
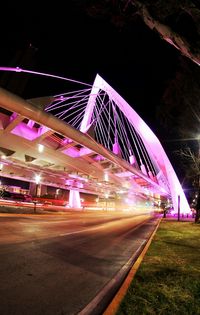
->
[[130, 0, 200, 66]]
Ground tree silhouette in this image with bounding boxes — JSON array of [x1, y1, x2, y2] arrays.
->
[[81, 0, 200, 66], [175, 146, 200, 222]]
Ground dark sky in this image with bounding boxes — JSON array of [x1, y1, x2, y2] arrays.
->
[[0, 2, 179, 141]]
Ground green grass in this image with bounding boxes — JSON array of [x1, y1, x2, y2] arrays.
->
[[116, 220, 200, 315]]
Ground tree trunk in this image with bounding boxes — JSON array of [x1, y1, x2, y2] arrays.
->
[[195, 208, 200, 223], [138, 3, 200, 67], [195, 187, 200, 223]]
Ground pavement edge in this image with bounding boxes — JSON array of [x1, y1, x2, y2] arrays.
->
[[103, 217, 162, 315]]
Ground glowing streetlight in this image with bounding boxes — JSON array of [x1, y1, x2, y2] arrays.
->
[[35, 174, 41, 185], [105, 192, 109, 211], [38, 144, 44, 153], [33, 174, 41, 213], [104, 173, 109, 182], [35, 174, 41, 197]]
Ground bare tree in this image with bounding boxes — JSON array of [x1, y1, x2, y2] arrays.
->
[[82, 0, 200, 66], [175, 146, 200, 222]]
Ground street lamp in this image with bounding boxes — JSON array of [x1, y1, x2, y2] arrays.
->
[[105, 193, 109, 211], [33, 174, 41, 214], [38, 144, 44, 153], [35, 174, 41, 197]]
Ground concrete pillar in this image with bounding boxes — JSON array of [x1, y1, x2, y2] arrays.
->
[[36, 184, 41, 197], [69, 190, 82, 209], [40, 185, 47, 196], [29, 182, 36, 196], [29, 182, 42, 197]]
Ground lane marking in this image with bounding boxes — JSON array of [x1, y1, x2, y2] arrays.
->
[[59, 228, 94, 236], [59, 216, 150, 237], [19, 220, 77, 224]]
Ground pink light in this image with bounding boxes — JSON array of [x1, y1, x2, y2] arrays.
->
[[113, 142, 120, 155], [0, 67, 92, 87], [0, 69, 191, 215], [129, 155, 135, 165], [62, 147, 80, 157], [79, 147, 93, 156], [11, 122, 39, 140], [83, 74, 191, 215], [93, 155, 105, 162]]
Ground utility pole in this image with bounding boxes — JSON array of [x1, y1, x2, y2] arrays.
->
[[178, 195, 180, 221]]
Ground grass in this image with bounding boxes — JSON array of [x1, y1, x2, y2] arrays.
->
[[116, 219, 200, 315]]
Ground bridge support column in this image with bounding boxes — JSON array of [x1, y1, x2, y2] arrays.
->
[[69, 190, 82, 209]]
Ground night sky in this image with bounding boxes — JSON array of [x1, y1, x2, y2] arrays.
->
[[1, 2, 180, 152]]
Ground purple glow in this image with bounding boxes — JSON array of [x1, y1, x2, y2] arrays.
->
[[140, 164, 147, 176], [27, 120, 35, 128], [129, 155, 135, 165], [0, 67, 92, 87], [93, 155, 105, 162], [79, 147, 93, 156], [62, 147, 80, 158], [113, 142, 121, 155], [11, 122, 39, 140], [82, 74, 191, 214], [38, 126, 51, 136], [0, 68, 191, 214]]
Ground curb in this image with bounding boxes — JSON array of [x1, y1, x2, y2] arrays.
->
[[77, 216, 162, 315], [103, 217, 162, 315]]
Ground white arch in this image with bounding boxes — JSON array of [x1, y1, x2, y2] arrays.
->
[[80, 74, 190, 214]]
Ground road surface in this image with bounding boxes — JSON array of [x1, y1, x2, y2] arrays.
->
[[0, 210, 159, 315]]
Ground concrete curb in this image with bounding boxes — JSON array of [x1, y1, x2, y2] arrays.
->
[[77, 216, 162, 315], [103, 217, 162, 315]]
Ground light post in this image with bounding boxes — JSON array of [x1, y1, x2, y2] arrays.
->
[[34, 174, 41, 214], [35, 174, 41, 196], [177, 195, 180, 221], [105, 193, 109, 211]]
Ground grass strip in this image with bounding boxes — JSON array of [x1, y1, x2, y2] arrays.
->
[[116, 219, 200, 315]]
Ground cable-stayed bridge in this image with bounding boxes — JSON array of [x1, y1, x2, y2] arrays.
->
[[0, 67, 190, 214]]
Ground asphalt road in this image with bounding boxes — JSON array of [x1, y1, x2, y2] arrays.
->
[[0, 211, 159, 315]]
